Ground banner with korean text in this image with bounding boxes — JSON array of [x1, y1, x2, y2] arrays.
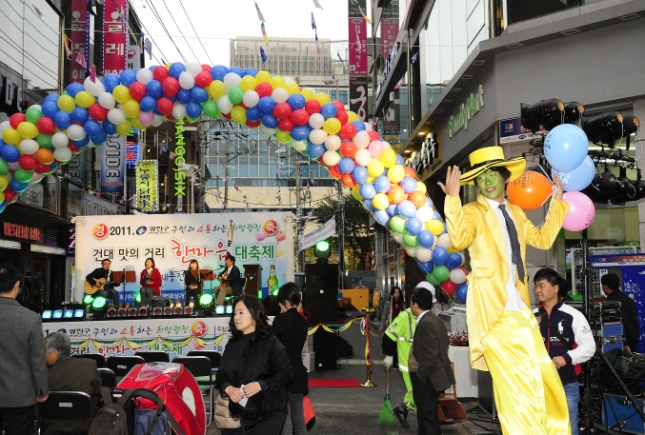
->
[[136, 160, 159, 212], [102, 0, 127, 75], [70, 0, 89, 83], [298, 218, 336, 251], [348, 0, 368, 75]]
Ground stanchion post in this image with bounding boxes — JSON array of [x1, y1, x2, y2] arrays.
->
[[361, 314, 377, 388]]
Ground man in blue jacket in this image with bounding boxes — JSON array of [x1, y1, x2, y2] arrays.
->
[[534, 268, 595, 435]]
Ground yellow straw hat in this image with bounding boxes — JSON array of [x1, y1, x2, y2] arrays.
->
[[459, 146, 526, 185]]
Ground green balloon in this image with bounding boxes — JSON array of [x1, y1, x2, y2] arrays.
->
[[203, 100, 220, 118], [228, 86, 244, 105], [426, 274, 439, 286], [37, 134, 52, 148], [390, 216, 406, 234], [0, 158, 8, 176], [25, 107, 42, 124], [14, 168, 34, 183], [432, 265, 450, 283], [403, 232, 419, 248]]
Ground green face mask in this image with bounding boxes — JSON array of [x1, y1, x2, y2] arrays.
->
[[475, 169, 506, 200]]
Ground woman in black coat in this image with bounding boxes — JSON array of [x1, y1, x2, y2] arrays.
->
[[184, 259, 202, 306], [216, 295, 292, 435], [272, 283, 309, 435]]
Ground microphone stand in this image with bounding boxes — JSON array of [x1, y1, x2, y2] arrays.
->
[[120, 269, 126, 308]]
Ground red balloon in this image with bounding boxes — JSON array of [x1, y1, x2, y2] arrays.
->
[[153, 66, 169, 82], [458, 266, 468, 275], [19, 155, 37, 171], [201, 64, 211, 72], [255, 82, 273, 98], [339, 123, 356, 139], [290, 109, 309, 126], [277, 118, 294, 132], [368, 131, 381, 142], [409, 190, 426, 208], [34, 162, 51, 174], [332, 100, 345, 113], [273, 102, 292, 119], [162, 77, 180, 98], [305, 100, 321, 115], [336, 110, 349, 125], [129, 82, 147, 101], [341, 173, 356, 188], [246, 119, 261, 128], [10, 113, 26, 129], [404, 166, 417, 179], [166, 114, 176, 122], [235, 102, 248, 110], [36, 117, 55, 135], [4, 188, 17, 204], [328, 164, 342, 178], [222, 112, 231, 119], [157, 98, 173, 116], [88, 103, 107, 122], [339, 141, 357, 158], [442, 280, 457, 296], [68, 142, 80, 153], [195, 71, 213, 88]]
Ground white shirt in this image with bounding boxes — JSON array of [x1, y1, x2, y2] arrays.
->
[[484, 197, 526, 312], [416, 309, 429, 326], [227, 266, 233, 276]]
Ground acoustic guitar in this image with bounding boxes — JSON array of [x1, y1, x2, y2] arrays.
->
[[84, 278, 118, 295]]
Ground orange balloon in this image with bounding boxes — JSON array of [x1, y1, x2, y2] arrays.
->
[[388, 185, 406, 204], [507, 171, 553, 210], [35, 148, 54, 165], [408, 190, 426, 208], [404, 166, 417, 179]]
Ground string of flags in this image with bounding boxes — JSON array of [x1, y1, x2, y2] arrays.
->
[[313, 0, 323, 9], [254, 1, 266, 22], [311, 13, 321, 55], [337, 51, 347, 71], [261, 22, 269, 45], [260, 46, 267, 64], [351, 0, 372, 24]]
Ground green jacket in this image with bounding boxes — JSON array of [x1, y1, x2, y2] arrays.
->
[[385, 308, 417, 372]]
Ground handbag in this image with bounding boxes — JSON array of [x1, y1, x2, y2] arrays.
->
[[215, 393, 241, 429]]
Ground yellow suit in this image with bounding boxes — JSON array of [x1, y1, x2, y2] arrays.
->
[[445, 194, 571, 435]]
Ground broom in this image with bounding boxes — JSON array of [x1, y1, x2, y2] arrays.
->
[[379, 296, 398, 435]]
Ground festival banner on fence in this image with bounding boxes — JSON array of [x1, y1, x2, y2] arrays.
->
[[298, 218, 336, 251], [78, 213, 291, 303], [103, 0, 127, 75], [70, 0, 89, 84], [136, 160, 159, 212]]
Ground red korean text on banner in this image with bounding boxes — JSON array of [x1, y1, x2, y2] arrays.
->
[[70, 0, 89, 83], [103, 0, 127, 75]]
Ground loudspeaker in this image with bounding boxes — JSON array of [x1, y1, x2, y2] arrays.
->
[[308, 297, 338, 324], [313, 327, 337, 370], [305, 264, 338, 298], [150, 297, 170, 309]]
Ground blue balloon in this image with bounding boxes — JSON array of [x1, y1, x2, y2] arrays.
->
[[261, 113, 278, 128], [169, 63, 186, 79], [374, 210, 389, 226], [352, 166, 368, 184], [228, 66, 244, 77], [53, 111, 71, 130], [0, 203, 6, 213], [101, 74, 120, 92], [71, 107, 88, 124], [0, 139, 5, 154], [320, 103, 338, 120], [74, 136, 89, 148], [552, 155, 595, 192], [0, 145, 20, 163], [407, 218, 423, 235], [42, 102, 58, 118], [398, 200, 416, 218], [191, 86, 208, 103], [66, 83, 84, 97], [456, 284, 468, 302], [287, 94, 306, 111], [102, 120, 116, 135], [417, 261, 434, 274], [544, 124, 589, 172], [84, 120, 102, 137], [94, 129, 107, 144], [258, 96, 276, 114], [146, 80, 162, 98], [433, 210, 443, 221], [291, 126, 310, 141], [49, 162, 58, 173], [176, 89, 192, 105], [395, 154, 405, 166], [246, 107, 261, 122], [446, 252, 463, 269], [418, 230, 435, 249], [386, 204, 398, 216], [90, 135, 105, 146], [306, 143, 325, 159], [359, 183, 376, 200], [374, 175, 390, 193], [10, 179, 28, 193], [44, 94, 59, 105], [186, 102, 203, 119], [400, 177, 417, 193], [210, 65, 228, 81], [242, 68, 258, 77], [140, 96, 157, 112], [339, 158, 355, 174], [119, 70, 136, 87], [363, 199, 376, 212], [426, 198, 434, 208], [352, 121, 366, 132], [432, 247, 449, 265]]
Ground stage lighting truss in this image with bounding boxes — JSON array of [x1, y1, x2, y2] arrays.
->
[[583, 112, 639, 148]]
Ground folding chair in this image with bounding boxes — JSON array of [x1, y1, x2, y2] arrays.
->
[[39, 391, 94, 433], [134, 351, 170, 363], [106, 355, 145, 381], [72, 353, 106, 368], [173, 356, 214, 425], [98, 367, 117, 389]]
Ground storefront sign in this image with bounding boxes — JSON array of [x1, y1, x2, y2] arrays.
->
[[448, 85, 484, 137], [0, 75, 24, 115], [4, 222, 41, 242], [126, 141, 139, 169], [126, 44, 140, 71], [407, 133, 439, 173], [101, 134, 125, 199], [299, 218, 336, 252], [70, 0, 89, 83], [349, 76, 368, 122], [499, 117, 547, 144], [379, 42, 399, 95], [174, 120, 186, 212], [348, 0, 368, 76], [136, 160, 159, 212], [102, 0, 127, 75], [381, 18, 399, 59], [84, 192, 120, 216]]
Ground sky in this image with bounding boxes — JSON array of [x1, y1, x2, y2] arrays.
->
[[129, 0, 372, 68]]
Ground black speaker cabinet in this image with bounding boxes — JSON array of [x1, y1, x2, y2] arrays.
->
[[313, 327, 338, 370], [308, 297, 338, 324], [305, 264, 338, 298]]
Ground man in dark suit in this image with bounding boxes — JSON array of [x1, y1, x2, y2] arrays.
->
[[601, 273, 640, 353], [0, 264, 49, 435], [409, 284, 455, 435], [85, 259, 120, 308], [215, 256, 242, 306], [42, 332, 101, 435]]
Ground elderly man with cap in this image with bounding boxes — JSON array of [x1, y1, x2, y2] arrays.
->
[[382, 282, 437, 428], [439, 146, 571, 435]]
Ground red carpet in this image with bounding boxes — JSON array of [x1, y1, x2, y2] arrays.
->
[[308, 378, 361, 388]]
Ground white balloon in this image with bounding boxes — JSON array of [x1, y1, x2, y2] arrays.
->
[[459, 253, 465, 267], [309, 113, 325, 129], [67, 124, 86, 141], [436, 233, 452, 249], [52, 132, 69, 148], [363, 122, 372, 132], [136, 69, 153, 85], [405, 246, 418, 258], [84, 77, 106, 96], [272, 88, 288, 103], [324, 135, 341, 151], [152, 114, 164, 127], [416, 206, 434, 223], [178, 72, 195, 90], [53, 147, 72, 163], [353, 130, 370, 149], [290, 140, 307, 152], [19, 139, 39, 155], [416, 247, 433, 263], [283, 76, 296, 84], [5, 172, 12, 182], [322, 150, 341, 166], [309, 129, 327, 145], [223, 72, 241, 89], [107, 108, 126, 125], [450, 269, 467, 285], [217, 95, 233, 114], [172, 103, 187, 120], [243, 90, 260, 108], [98, 92, 116, 110], [0, 121, 11, 135], [186, 63, 202, 78], [354, 149, 372, 167], [382, 141, 392, 150], [259, 123, 276, 136], [393, 233, 403, 244]]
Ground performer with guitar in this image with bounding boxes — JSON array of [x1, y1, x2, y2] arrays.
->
[[214, 255, 242, 306], [85, 259, 120, 308]]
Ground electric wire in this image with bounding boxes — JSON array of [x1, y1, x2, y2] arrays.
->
[[159, 0, 203, 64], [177, 0, 214, 65], [142, 0, 188, 63]]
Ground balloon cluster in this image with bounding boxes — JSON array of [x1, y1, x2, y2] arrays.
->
[[416, 239, 469, 303]]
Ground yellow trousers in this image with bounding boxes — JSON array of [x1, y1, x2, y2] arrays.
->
[[483, 309, 571, 435]]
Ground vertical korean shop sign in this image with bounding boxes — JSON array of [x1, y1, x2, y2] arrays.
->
[[174, 120, 186, 212], [136, 160, 159, 212], [101, 135, 126, 199], [70, 0, 89, 83], [350, 76, 368, 122], [348, 0, 368, 76], [103, 0, 127, 75]]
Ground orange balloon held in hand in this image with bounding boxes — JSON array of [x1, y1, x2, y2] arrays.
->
[[507, 171, 553, 210], [408, 190, 427, 208]]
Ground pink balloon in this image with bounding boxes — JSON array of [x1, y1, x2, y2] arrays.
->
[[368, 140, 383, 158], [8, 162, 20, 171], [29, 173, 43, 184], [139, 111, 155, 126], [562, 191, 595, 232]]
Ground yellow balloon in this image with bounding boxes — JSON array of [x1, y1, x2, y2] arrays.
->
[[314, 92, 331, 106], [209, 80, 226, 99], [0, 175, 8, 192], [165, 63, 171, 70], [276, 130, 292, 144], [372, 192, 390, 210], [74, 91, 95, 108], [2, 129, 20, 145], [285, 82, 300, 96], [426, 220, 444, 236], [388, 165, 405, 183], [256, 71, 271, 83], [365, 176, 375, 184], [0, 191, 4, 203], [130, 117, 145, 130], [367, 160, 385, 178], [379, 148, 397, 168], [123, 100, 141, 118], [240, 76, 258, 92], [115, 120, 132, 136], [301, 89, 314, 101], [322, 118, 341, 135], [57, 95, 76, 113], [351, 184, 363, 200], [17, 122, 39, 139], [230, 106, 247, 125], [269, 76, 286, 90], [448, 247, 460, 253], [347, 111, 360, 123], [112, 85, 131, 104], [415, 182, 427, 194]]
